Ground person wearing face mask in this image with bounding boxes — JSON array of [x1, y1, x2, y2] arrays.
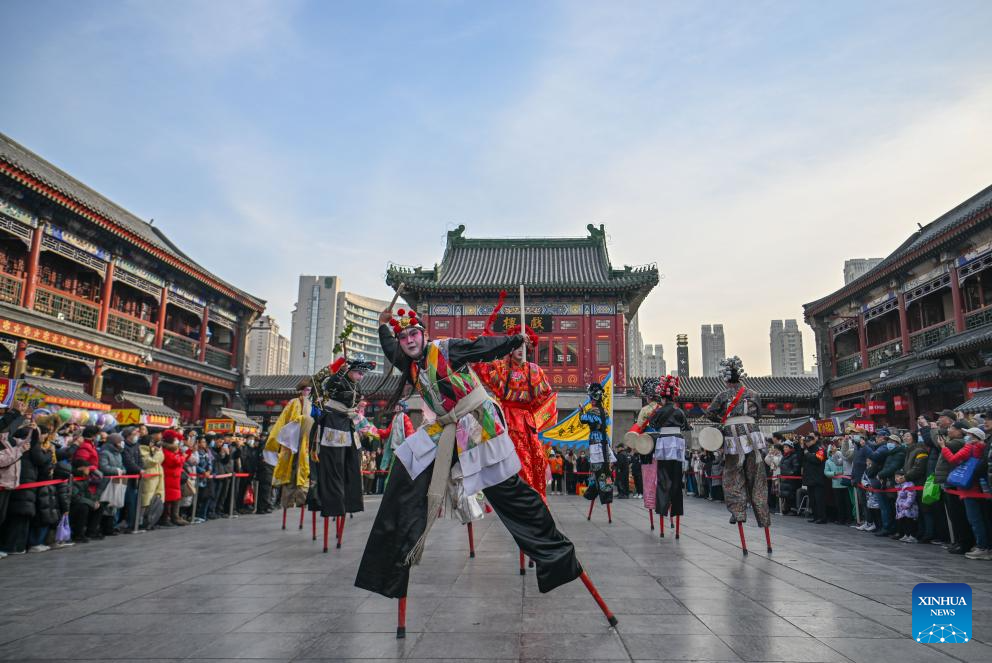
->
[[118, 428, 143, 533], [934, 420, 971, 554], [801, 433, 828, 524], [938, 423, 989, 558], [876, 432, 907, 539], [778, 441, 801, 515], [824, 443, 851, 525], [356, 307, 603, 628], [97, 432, 126, 535]]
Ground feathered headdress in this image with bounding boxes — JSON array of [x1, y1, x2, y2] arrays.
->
[[388, 308, 424, 335], [718, 356, 746, 383]]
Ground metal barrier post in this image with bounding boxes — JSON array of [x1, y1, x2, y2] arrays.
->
[[133, 474, 144, 533], [229, 475, 237, 518], [252, 479, 259, 514], [190, 476, 199, 525]]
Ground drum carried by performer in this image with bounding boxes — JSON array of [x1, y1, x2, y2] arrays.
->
[[627, 376, 690, 537]]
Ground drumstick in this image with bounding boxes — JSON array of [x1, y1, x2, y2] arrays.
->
[[388, 283, 406, 312]]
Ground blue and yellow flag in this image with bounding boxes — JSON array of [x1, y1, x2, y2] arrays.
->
[[538, 369, 612, 448]]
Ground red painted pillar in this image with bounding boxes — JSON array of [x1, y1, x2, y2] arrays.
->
[[154, 286, 168, 348], [21, 225, 43, 309], [950, 265, 966, 332], [857, 314, 868, 370], [897, 292, 910, 356], [199, 306, 209, 362], [582, 308, 592, 385], [10, 339, 27, 378], [91, 359, 104, 399], [192, 384, 203, 423], [150, 372, 160, 396], [97, 260, 115, 332], [614, 309, 626, 388]]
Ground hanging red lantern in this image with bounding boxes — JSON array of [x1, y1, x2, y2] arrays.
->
[[766, 402, 778, 411], [683, 402, 694, 410], [280, 400, 289, 406], [264, 400, 276, 407], [783, 402, 795, 412]]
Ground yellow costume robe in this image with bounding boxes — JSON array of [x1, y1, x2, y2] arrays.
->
[[264, 397, 313, 504]]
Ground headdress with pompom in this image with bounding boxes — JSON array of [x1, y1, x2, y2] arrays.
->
[[388, 308, 424, 335], [718, 356, 746, 383], [640, 377, 661, 401], [659, 375, 680, 399]]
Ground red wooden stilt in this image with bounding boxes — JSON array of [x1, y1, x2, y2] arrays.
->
[[396, 597, 407, 639], [648, 509, 654, 531], [322, 516, 329, 553], [519, 550, 526, 576], [659, 511, 665, 538], [606, 503, 612, 524], [737, 521, 748, 556], [764, 526, 772, 554], [337, 515, 344, 548], [298, 505, 305, 529], [312, 511, 317, 541], [529, 558, 535, 568], [467, 522, 476, 558], [281, 507, 287, 530], [587, 500, 594, 521], [579, 571, 618, 627], [675, 515, 681, 540]]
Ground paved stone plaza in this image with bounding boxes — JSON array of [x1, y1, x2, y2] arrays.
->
[[0, 495, 990, 662]]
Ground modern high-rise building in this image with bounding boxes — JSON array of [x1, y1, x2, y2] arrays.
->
[[246, 315, 290, 376], [289, 275, 397, 375], [627, 313, 645, 376], [843, 258, 883, 285], [643, 343, 667, 377], [770, 319, 805, 377], [676, 334, 689, 378], [700, 324, 726, 377]]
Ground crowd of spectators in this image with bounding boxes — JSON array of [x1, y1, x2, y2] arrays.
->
[[0, 401, 271, 558], [544, 409, 991, 562]]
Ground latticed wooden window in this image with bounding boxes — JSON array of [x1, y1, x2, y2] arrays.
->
[[0, 274, 22, 305]]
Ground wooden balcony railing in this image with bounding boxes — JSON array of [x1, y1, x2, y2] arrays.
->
[[106, 312, 156, 345], [836, 353, 863, 377], [0, 272, 23, 306], [204, 345, 232, 369], [867, 339, 902, 368], [910, 321, 954, 352], [33, 285, 99, 329], [965, 306, 992, 331], [162, 331, 199, 359]]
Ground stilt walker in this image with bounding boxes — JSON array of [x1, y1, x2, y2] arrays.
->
[[704, 356, 771, 555], [582, 382, 615, 523], [355, 307, 617, 637], [640, 376, 689, 539], [264, 382, 314, 525], [310, 355, 375, 552]]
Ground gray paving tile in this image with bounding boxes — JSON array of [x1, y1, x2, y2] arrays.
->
[[520, 632, 629, 660], [622, 633, 742, 661], [302, 632, 421, 659], [721, 636, 849, 662], [409, 632, 521, 659], [817, 637, 959, 663], [188, 632, 320, 659]]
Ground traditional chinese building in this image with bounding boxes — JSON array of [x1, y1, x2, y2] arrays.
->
[[385, 224, 659, 392], [0, 132, 264, 423], [805, 184, 992, 427]]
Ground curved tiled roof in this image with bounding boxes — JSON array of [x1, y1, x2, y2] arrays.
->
[[387, 224, 658, 295], [245, 374, 407, 399], [628, 376, 821, 400], [0, 132, 264, 311], [805, 184, 992, 318]]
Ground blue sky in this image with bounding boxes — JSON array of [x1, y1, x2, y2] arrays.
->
[[2, 0, 992, 374]]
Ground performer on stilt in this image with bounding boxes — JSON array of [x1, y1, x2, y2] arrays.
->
[[704, 356, 771, 553], [377, 400, 415, 490], [356, 307, 615, 631], [311, 356, 376, 545], [636, 376, 689, 537], [475, 323, 557, 501], [264, 382, 314, 517], [582, 382, 615, 517]]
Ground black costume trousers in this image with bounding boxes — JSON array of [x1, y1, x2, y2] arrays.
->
[[656, 460, 684, 516], [317, 444, 364, 518], [356, 460, 581, 599]]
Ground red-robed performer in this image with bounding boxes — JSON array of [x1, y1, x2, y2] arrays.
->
[[475, 324, 557, 500]]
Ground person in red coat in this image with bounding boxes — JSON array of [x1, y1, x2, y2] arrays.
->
[[160, 429, 189, 526], [75, 426, 101, 471]]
